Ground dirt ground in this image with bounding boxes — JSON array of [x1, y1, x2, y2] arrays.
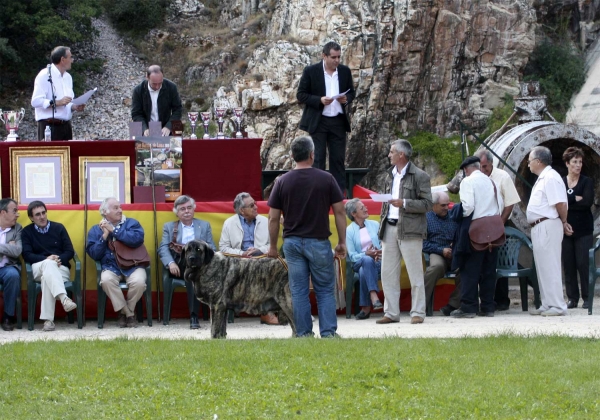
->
[[1, 304, 598, 344]]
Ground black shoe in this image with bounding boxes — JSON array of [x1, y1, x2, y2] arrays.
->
[[582, 301, 589, 309], [440, 304, 457, 316], [190, 315, 200, 329], [117, 314, 127, 328], [1, 318, 14, 332], [372, 300, 383, 310], [567, 300, 578, 309], [495, 304, 510, 311], [477, 311, 495, 317], [355, 311, 371, 320], [450, 309, 476, 318]]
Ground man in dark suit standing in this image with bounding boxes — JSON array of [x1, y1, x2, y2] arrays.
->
[[297, 41, 355, 193]]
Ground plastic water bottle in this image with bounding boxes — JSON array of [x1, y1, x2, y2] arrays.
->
[[44, 125, 51, 141]]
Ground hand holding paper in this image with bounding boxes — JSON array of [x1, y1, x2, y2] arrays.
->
[[72, 88, 98, 106], [332, 89, 351, 100]]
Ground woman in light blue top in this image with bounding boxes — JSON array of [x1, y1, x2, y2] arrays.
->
[[345, 199, 383, 320]]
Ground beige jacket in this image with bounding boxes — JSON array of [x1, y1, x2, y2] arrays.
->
[[219, 214, 269, 255]]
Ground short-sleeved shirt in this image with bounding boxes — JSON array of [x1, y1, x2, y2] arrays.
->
[[268, 168, 344, 239], [490, 166, 521, 207], [526, 166, 568, 223]]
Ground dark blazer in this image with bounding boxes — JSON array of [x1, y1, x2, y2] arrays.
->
[[297, 61, 355, 134], [131, 78, 182, 132]]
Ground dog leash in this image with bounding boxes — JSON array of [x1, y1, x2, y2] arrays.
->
[[221, 252, 288, 271]]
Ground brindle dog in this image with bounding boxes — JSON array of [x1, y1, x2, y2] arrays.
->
[[183, 240, 296, 338]]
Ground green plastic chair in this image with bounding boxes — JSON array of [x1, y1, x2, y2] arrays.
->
[[423, 253, 458, 317], [495, 227, 541, 311], [95, 261, 152, 328], [345, 259, 361, 318], [26, 253, 83, 331], [0, 280, 22, 329], [587, 238, 600, 315], [162, 267, 210, 325]]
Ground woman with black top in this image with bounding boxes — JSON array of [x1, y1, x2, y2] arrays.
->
[[561, 147, 594, 309]]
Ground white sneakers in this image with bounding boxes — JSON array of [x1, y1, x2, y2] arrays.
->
[[529, 307, 567, 316], [61, 296, 77, 312], [43, 320, 55, 332]]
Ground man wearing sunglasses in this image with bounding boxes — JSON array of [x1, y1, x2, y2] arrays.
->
[[219, 192, 277, 325]]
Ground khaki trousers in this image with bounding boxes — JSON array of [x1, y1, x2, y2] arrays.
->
[[100, 268, 146, 317], [32, 259, 71, 321], [381, 227, 426, 319], [424, 253, 461, 309], [531, 218, 568, 313]]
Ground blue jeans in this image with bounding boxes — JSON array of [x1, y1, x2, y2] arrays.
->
[[283, 237, 337, 337], [0, 266, 20, 317], [353, 256, 381, 307]]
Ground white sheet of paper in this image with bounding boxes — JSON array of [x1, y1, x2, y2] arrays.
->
[[332, 89, 351, 100], [431, 184, 448, 193], [72, 88, 98, 105], [369, 193, 393, 202]]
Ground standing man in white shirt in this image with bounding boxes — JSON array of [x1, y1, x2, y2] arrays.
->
[[31, 46, 85, 140], [451, 156, 503, 318], [526, 146, 569, 316], [297, 41, 355, 193], [474, 149, 522, 311], [377, 139, 432, 325]]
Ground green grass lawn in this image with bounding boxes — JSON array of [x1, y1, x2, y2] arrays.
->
[[0, 335, 598, 419]]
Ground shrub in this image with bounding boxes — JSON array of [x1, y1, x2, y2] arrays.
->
[[523, 40, 585, 119], [408, 132, 463, 182], [101, 0, 172, 34]]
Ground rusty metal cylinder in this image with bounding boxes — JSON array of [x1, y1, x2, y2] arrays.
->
[[477, 121, 600, 236]]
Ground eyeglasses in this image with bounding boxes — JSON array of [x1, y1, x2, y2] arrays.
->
[[177, 205, 194, 213], [243, 202, 257, 208]]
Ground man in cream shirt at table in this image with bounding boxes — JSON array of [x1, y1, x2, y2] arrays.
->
[[526, 146, 569, 316]]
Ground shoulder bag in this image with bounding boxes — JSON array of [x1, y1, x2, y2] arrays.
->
[[468, 181, 506, 252], [108, 239, 150, 269], [168, 221, 186, 272]]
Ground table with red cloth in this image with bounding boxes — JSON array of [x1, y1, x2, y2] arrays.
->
[[0, 139, 263, 202]]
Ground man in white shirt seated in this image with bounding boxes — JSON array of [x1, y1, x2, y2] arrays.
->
[[220, 192, 278, 325], [158, 195, 216, 329]]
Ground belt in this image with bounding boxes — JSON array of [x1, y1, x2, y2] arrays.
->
[[387, 219, 398, 226], [321, 114, 344, 119], [41, 118, 70, 125], [530, 217, 549, 227]]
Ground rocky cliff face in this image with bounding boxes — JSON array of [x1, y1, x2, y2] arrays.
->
[[194, 0, 542, 187]]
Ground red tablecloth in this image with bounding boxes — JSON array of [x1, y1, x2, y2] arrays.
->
[[0, 139, 263, 202]]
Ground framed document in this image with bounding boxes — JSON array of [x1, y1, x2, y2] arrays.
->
[[79, 156, 131, 204], [10, 146, 71, 204]]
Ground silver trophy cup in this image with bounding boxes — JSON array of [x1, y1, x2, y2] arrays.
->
[[200, 112, 211, 139], [233, 107, 244, 138], [188, 112, 199, 139], [0, 108, 26, 141], [215, 107, 227, 139]]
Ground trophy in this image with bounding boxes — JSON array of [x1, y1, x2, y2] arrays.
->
[[0, 108, 26, 142], [233, 107, 244, 138], [188, 112, 199, 139], [215, 107, 227, 139], [200, 112, 212, 139]]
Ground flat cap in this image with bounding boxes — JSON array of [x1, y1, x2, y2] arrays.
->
[[459, 156, 480, 170]]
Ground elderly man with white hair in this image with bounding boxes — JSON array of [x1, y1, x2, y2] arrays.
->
[[158, 195, 216, 329], [219, 192, 277, 325], [86, 197, 147, 328]]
